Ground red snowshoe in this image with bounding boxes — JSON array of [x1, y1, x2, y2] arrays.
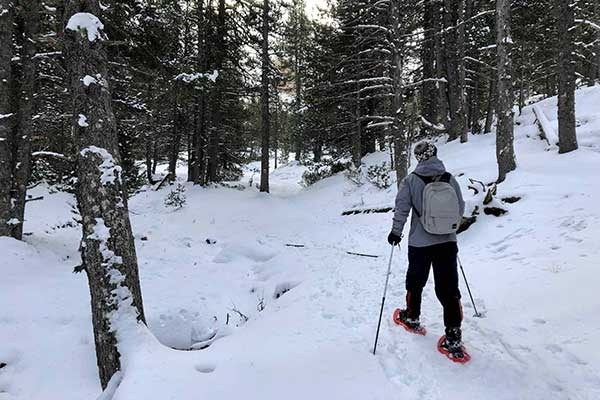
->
[[393, 308, 427, 336], [437, 335, 471, 364]]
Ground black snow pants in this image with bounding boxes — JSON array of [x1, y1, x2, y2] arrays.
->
[[405, 241, 462, 328]]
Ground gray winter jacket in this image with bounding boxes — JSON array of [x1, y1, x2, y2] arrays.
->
[[391, 157, 465, 247]]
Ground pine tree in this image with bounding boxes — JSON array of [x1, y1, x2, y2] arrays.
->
[[443, 0, 468, 143], [9, 0, 40, 239], [283, 0, 311, 161], [556, 0, 578, 153], [260, 0, 271, 193], [0, 0, 40, 239], [495, 0, 516, 182], [63, 0, 146, 388], [389, 0, 418, 181], [421, 0, 448, 133], [0, 0, 15, 237]]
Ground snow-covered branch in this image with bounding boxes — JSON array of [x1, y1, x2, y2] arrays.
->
[[574, 19, 600, 32], [174, 70, 219, 83], [32, 151, 70, 160], [420, 116, 446, 132]]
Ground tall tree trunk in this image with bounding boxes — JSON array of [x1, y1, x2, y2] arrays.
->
[[518, 45, 525, 113], [484, 74, 496, 134], [152, 139, 158, 175], [433, 0, 448, 126], [443, 0, 468, 142], [352, 85, 362, 168], [63, 0, 145, 389], [145, 133, 154, 184], [313, 139, 322, 162], [273, 92, 280, 168], [206, 0, 225, 183], [470, 67, 482, 134], [0, 0, 15, 237], [9, 0, 40, 239], [421, 0, 437, 131], [595, 0, 600, 83], [495, 0, 517, 183], [168, 87, 182, 181], [144, 84, 154, 184], [292, 0, 304, 162], [390, 0, 409, 183], [557, 0, 578, 154], [259, 0, 270, 193], [190, 0, 207, 184]]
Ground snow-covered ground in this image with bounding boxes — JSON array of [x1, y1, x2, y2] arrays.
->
[[1, 86, 600, 400]]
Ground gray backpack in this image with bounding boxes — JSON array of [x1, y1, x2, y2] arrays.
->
[[413, 172, 461, 235]]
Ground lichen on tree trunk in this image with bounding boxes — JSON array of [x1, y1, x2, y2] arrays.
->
[[63, 0, 146, 389]]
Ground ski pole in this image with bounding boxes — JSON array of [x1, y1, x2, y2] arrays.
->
[[457, 255, 482, 318], [373, 245, 395, 355]]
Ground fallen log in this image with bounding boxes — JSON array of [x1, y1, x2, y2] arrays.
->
[[342, 206, 393, 216]]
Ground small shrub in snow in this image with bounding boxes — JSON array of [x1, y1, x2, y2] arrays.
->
[[164, 184, 186, 209], [302, 164, 331, 186], [330, 161, 348, 174], [345, 165, 364, 186], [301, 160, 350, 187], [366, 162, 392, 189], [220, 166, 243, 182]]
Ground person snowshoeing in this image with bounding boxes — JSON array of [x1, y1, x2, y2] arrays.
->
[[387, 140, 467, 358]]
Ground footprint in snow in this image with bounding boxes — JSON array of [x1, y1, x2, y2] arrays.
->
[[546, 344, 563, 354], [194, 363, 216, 373], [273, 281, 300, 299]]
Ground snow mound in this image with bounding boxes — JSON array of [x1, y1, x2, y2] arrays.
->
[[526, 84, 600, 151], [66, 13, 104, 42], [213, 242, 277, 264]]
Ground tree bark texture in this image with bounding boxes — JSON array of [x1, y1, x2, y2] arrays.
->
[[259, 0, 270, 193], [595, 0, 600, 83], [206, 0, 226, 183], [293, 0, 304, 163], [168, 87, 182, 181], [495, 0, 517, 183], [470, 65, 481, 134], [484, 74, 496, 134], [352, 85, 362, 168], [9, 0, 40, 239], [421, 0, 437, 131], [556, 0, 578, 154], [443, 0, 468, 142], [144, 84, 155, 184], [63, 0, 146, 389], [433, 1, 448, 126], [0, 0, 15, 237], [190, 0, 207, 184], [390, 0, 409, 183]]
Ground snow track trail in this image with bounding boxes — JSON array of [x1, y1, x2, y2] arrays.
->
[[2, 88, 600, 399]]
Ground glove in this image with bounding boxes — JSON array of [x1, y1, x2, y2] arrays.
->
[[387, 231, 402, 246]]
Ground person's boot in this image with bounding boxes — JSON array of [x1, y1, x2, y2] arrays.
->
[[440, 327, 464, 358], [394, 309, 426, 334]]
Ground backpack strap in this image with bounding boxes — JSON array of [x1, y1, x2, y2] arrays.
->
[[438, 172, 452, 183], [410, 172, 453, 218], [413, 172, 452, 184]]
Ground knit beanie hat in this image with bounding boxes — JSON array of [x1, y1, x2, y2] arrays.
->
[[414, 141, 437, 162]]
